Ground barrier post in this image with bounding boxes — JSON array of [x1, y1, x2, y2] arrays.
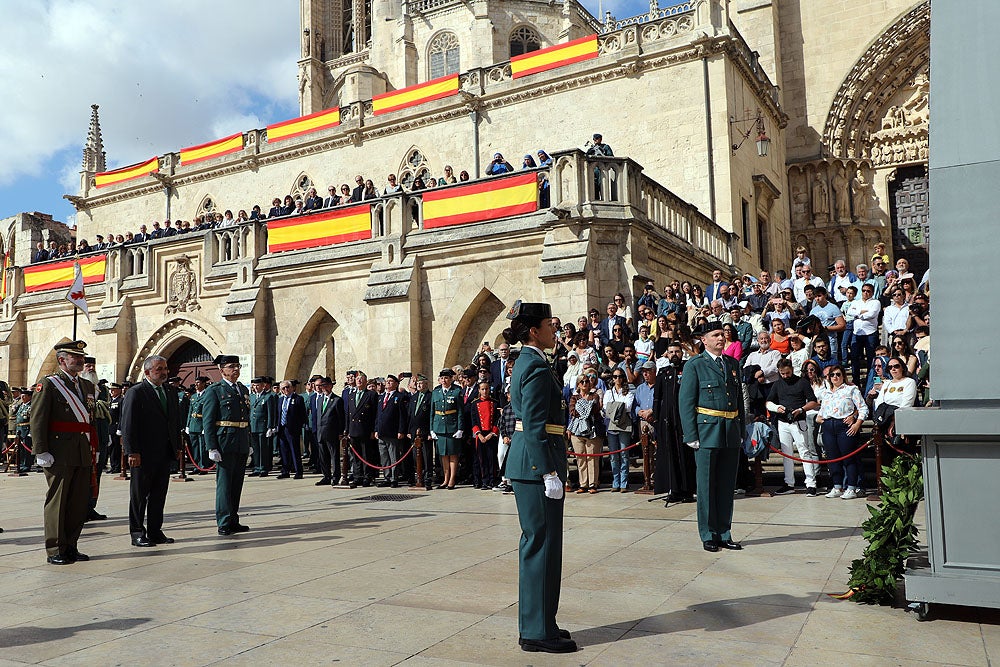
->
[[635, 428, 654, 494], [7, 434, 24, 476], [114, 449, 129, 480], [173, 448, 192, 482], [338, 434, 351, 486], [867, 426, 884, 502], [411, 433, 424, 489]]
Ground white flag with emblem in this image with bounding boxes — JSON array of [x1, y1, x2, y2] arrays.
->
[[65, 261, 90, 321]]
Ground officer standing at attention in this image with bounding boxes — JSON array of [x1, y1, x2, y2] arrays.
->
[[202, 354, 251, 536], [30, 340, 97, 565], [678, 321, 746, 552], [186, 376, 210, 474], [248, 376, 277, 477], [429, 369, 463, 489], [14, 387, 35, 474], [503, 301, 576, 654]]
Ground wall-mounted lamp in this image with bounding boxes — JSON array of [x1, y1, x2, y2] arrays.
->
[[729, 109, 770, 157]]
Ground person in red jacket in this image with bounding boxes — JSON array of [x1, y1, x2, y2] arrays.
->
[[471, 382, 500, 490]]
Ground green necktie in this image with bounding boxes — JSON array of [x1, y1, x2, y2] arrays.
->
[[415, 393, 423, 412], [323, 395, 329, 412], [156, 385, 167, 412]]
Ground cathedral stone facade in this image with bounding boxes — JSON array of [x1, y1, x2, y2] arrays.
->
[[0, 0, 929, 385]]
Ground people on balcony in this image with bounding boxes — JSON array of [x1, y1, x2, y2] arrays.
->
[[487, 152, 514, 175]]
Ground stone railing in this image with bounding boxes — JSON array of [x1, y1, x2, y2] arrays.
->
[[404, 0, 458, 14], [727, 21, 780, 106], [602, 1, 694, 32]]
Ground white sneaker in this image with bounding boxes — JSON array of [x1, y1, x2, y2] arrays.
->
[[841, 489, 859, 500], [825, 488, 843, 498]]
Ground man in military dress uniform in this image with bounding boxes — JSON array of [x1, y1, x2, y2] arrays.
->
[[14, 387, 34, 474], [107, 383, 124, 473], [30, 340, 97, 564], [430, 369, 464, 489], [249, 376, 277, 477], [186, 376, 210, 474], [201, 355, 252, 535], [678, 322, 746, 552]]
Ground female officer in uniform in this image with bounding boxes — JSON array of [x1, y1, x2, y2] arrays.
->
[[502, 300, 577, 654]]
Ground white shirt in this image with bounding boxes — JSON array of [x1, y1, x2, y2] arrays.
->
[[830, 273, 858, 303], [793, 275, 824, 303], [745, 348, 782, 383], [849, 298, 881, 335], [883, 303, 910, 335], [874, 377, 917, 410]]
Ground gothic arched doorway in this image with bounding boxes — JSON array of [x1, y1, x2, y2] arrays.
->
[[169, 339, 220, 385]]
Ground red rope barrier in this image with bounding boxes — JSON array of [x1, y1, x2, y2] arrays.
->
[[349, 443, 416, 471], [22, 441, 33, 454], [567, 441, 642, 458], [766, 437, 871, 465], [184, 442, 217, 472]]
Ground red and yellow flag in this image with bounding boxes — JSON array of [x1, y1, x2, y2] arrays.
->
[[422, 172, 538, 229], [267, 107, 341, 143], [373, 74, 459, 116], [180, 132, 244, 165], [511, 34, 598, 79], [23, 254, 106, 293], [94, 157, 159, 188], [267, 205, 372, 253]]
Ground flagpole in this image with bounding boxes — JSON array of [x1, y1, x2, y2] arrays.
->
[[73, 306, 78, 340]]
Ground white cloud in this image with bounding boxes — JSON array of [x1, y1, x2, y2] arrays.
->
[[0, 0, 299, 187]]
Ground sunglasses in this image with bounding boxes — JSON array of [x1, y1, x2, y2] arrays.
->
[[612, 374, 625, 379], [888, 364, 902, 369], [829, 371, 843, 377]]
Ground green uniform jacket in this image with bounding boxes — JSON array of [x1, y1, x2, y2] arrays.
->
[[677, 352, 745, 448], [429, 385, 463, 434], [14, 400, 31, 438], [249, 391, 277, 434], [505, 347, 567, 482], [201, 380, 251, 455], [29, 371, 97, 466], [187, 391, 205, 433]]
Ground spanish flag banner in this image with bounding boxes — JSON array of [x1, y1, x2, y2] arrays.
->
[[267, 205, 372, 253], [422, 172, 538, 229], [94, 157, 160, 189], [23, 254, 107, 293], [180, 132, 244, 165], [511, 34, 599, 79], [267, 107, 341, 143], [373, 74, 459, 116]]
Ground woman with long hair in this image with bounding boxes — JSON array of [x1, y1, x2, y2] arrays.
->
[[603, 368, 635, 492], [890, 336, 919, 375], [816, 363, 868, 500], [722, 323, 743, 360], [567, 375, 602, 493], [503, 301, 576, 654], [769, 318, 791, 355]]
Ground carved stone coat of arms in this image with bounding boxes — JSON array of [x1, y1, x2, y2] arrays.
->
[[165, 254, 201, 314]]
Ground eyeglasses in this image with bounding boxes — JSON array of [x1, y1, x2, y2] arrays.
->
[[612, 374, 625, 379], [223, 363, 242, 369], [829, 371, 843, 377], [893, 341, 904, 346], [888, 364, 902, 369]]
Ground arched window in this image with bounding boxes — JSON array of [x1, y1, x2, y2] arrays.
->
[[428, 32, 460, 80], [510, 26, 541, 58], [195, 195, 218, 220], [398, 148, 429, 190], [291, 174, 314, 202]]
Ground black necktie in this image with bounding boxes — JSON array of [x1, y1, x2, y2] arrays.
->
[[716, 356, 725, 375]]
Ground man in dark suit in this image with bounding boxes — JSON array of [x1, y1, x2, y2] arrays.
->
[[597, 301, 628, 348], [276, 380, 306, 479], [405, 375, 433, 490], [345, 371, 377, 487], [107, 382, 124, 473], [149, 221, 164, 239], [267, 198, 283, 218], [375, 374, 407, 487], [350, 174, 365, 202], [30, 340, 97, 565], [489, 343, 513, 395], [705, 269, 730, 302], [314, 376, 345, 486], [120, 355, 182, 547], [31, 242, 49, 263], [133, 225, 150, 242], [323, 185, 340, 208]]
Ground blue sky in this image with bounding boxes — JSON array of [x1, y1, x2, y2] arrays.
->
[[0, 0, 651, 228]]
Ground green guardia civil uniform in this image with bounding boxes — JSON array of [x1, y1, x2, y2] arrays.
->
[[201, 379, 251, 531], [678, 350, 746, 543], [505, 345, 568, 642], [15, 399, 34, 472], [429, 385, 463, 455], [249, 389, 277, 474], [186, 390, 208, 469]]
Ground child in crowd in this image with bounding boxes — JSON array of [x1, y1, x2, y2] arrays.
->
[[634, 325, 653, 365]]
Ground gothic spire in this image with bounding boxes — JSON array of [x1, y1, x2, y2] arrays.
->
[[82, 104, 106, 173]]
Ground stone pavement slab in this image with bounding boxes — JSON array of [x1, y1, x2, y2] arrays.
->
[[1, 471, 997, 665]]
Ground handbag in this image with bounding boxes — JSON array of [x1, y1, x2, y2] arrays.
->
[[872, 403, 896, 429]]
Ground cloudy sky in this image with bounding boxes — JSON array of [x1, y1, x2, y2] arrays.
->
[[0, 0, 650, 227]]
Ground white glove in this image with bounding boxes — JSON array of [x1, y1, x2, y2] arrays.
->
[[543, 472, 564, 500], [249, 447, 254, 455], [453, 430, 463, 439], [429, 431, 438, 440], [265, 428, 276, 437], [686, 440, 700, 450], [36, 452, 55, 467], [208, 449, 222, 462], [184, 427, 190, 434]]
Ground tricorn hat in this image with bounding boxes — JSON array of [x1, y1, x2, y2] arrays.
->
[[506, 300, 552, 321], [438, 368, 455, 378], [213, 354, 240, 366], [692, 321, 724, 337]]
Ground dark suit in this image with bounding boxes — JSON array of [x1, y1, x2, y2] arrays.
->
[[120, 380, 182, 541], [598, 315, 627, 347], [315, 392, 345, 483], [375, 391, 408, 483], [351, 185, 365, 202], [267, 206, 283, 218], [705, 281, 730, 302], [489, 357, 511, 394], [405, 390, 433, 485], [303, 195, 324, 211], [345, 388, 377, 483], [277, 392, 306, 477], [323, 195, 340, 208], [31, 249, 49, 263], [150, 228, 164, 239]]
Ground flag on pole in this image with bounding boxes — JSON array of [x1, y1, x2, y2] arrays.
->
[[66, 262, 90, 321]]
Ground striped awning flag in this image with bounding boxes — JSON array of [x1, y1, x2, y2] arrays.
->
[[511, 34, 599, 79], [180, 132, 244, 165], [422, 172, 539, 229], [373, 74, 460, 116], [94, 157, 159, 188], [267, 107, 341, 143], [267, 205, 372, 253], [23, 254, 107, 293]]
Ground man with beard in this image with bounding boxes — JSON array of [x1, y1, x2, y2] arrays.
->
[[653, 342, 696, 502], [766, 359, 820, 495]]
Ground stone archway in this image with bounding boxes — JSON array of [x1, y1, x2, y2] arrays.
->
[[282, 307, 343, 383], [127, 318, 224, 383], [443, 288, 508, 368]]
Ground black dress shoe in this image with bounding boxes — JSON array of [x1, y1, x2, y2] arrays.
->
[[349, 482, 357, 489], [315, 478, 332, 486], [293, 473, 303, 479], [132, 536, 153, 547], [520, 637, 577, 653], [47, 553, 73, 565], [390, 481, 399, 488], [425, 484, 432, 491], [151, 534, 175, 545], [276, 473, 290, 479], [259, 472, 269, 478], [703, 541, 720, 552], [519, 629, 572, 645], [233, 524, 250, 533], [218, 527, 234, 536], [247, 471, 259, 477], [375, 479, 390, 487], [719, 539, 743, 550], [67, 549, 89, 561], [86, 509, 108, 521]]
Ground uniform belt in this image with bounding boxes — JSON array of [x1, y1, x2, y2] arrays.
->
[[697, 407, 738, 419], [434, 410, 457, 415], [190, 413, 202, 418], [514, 420, 564, 435], [16, 422, 29, 426], [216, 420, 249, 428]]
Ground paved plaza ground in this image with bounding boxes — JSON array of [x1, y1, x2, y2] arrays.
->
[[1, 469, 997, 666]]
